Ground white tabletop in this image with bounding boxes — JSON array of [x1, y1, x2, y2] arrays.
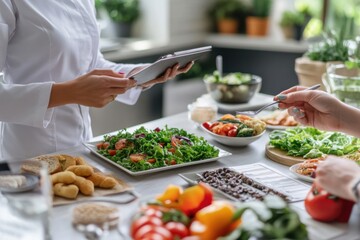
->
[[13, 112, 360, 239]]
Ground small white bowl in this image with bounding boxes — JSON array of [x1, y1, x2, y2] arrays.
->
[[200, 124, 265, 147]]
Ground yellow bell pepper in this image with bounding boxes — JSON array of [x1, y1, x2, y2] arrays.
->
[[190, 201, 235, 240]]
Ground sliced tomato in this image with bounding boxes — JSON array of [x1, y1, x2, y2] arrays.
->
[[102, 142, 110, 149], [115, 139, 127, 150], [134, 225, 172, 240], [107, 149, 117, 156], [130, 153, 146, 163], [164, 222, 189, 238], [131, 216, 163, 237]]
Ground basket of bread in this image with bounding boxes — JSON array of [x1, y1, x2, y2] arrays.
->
[[21, 154, 132, 205]]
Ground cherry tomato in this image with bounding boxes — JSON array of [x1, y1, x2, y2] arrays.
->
[[165, 222, 189, 238], [147, 158, 156, 164], [227, 128, 238, 137], [202, 122, 211, 130], [209, 122, 220, 130], [107, 149, 117, 156], [131, 216, 163, 237], [96, 142, 104, 150]]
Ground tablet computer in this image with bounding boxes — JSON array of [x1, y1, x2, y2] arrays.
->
[[128, 46, 212, 85]]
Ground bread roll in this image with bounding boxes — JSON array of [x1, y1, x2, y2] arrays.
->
[[53, 183, 79, 199], [87, 173, 117, 189], [74, 176, 94, 196], [66, 165, 94, 177], [22, 155, 61, 175], [75, 156, 87, 165], [59, 154, 77, 171], [51, 171, 76, 185]]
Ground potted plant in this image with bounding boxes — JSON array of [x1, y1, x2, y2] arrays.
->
[[279, 11, 305, 40], [246, 0, 272, 36], [295, 30, 351, 90], [101, 0, 140, 38], [208, 0, 244, 34]]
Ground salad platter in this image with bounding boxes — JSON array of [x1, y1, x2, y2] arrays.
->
[[84, 126, 231, 176]]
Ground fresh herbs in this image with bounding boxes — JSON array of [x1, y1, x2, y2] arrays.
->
[[269, 127, 360, 158], [221, 196, 308, 240], [97, 126, 220, 172]]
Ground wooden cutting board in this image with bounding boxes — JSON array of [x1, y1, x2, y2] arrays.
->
[[265, 144, 306, 166]]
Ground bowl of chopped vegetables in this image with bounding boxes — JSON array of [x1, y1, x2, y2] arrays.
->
[[204, 71, 262, 103], [201, 114, 266, 146]]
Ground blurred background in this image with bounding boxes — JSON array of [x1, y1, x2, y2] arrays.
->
[[91, 0, 360, 135]]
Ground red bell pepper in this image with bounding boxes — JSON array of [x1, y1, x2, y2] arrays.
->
[[304, 183, 355, 223]]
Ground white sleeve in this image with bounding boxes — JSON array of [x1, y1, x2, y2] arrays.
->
[[0, 1, 54, 128], [95, 51, 144, 105]]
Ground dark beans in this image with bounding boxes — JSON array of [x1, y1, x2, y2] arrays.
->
[[198, 168, 289, 202]]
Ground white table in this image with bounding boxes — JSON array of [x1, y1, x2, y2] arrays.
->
[[44, 112, 360, 239]]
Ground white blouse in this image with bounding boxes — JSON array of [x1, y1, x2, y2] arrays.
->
[[0, 0, 142, 160]]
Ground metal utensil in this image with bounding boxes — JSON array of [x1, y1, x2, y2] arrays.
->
[[236, 84, 321, 117], [216, 55, 223, 78]]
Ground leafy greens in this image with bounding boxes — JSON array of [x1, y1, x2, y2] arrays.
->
[[269, 127, 360, 158], [97, 126, 220, 172]]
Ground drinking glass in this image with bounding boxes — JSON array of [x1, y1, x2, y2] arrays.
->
[[323, 63, 360, 108], [0, 159, 52, 240]]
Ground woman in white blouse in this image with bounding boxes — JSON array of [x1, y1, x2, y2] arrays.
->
[[0, 1, 192, 159]]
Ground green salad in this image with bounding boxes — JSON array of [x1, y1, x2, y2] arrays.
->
[[96, 126, 220, 172], [269, 127, 360, 159], [204, 71, 252, 85]]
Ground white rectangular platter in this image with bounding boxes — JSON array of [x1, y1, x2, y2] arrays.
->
[[179, 163, 310, 203], [84, 140, 232, 176]]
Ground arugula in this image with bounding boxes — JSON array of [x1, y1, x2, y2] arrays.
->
[[269, 127, 360, 158], [97, 126, 219, 172]]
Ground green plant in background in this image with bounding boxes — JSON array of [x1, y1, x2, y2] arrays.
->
[[280, 11, 305, 28], [305, 30, 351, 62], [208, 0, 245, 20], [100, 0, 140, 23], [250, 0, 272, 18]]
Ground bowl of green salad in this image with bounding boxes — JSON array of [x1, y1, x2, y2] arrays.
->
[[203, 71, 262, 103]]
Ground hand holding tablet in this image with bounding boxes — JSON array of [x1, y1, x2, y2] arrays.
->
[[127, 46, 212, 85]]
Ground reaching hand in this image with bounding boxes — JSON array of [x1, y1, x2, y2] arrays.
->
[[274, 86, 353, 132], [315, 156, 360, 201], [49, 69, 136, 108]]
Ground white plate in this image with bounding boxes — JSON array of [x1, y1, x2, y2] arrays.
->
[[289, 163, 314, 183], [200, 124, 265, 147], [200, 93, 274, 112], [0, 172, 39, 193], [83, 141, 231, 176]]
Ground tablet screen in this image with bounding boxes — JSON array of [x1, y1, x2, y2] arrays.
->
[[128, 46, 212, 85]]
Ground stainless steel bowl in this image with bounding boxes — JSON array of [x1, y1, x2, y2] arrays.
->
[[204, 75, 262, 103]]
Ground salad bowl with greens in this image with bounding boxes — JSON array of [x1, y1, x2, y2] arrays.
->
[[204, 71, 262, 103]]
